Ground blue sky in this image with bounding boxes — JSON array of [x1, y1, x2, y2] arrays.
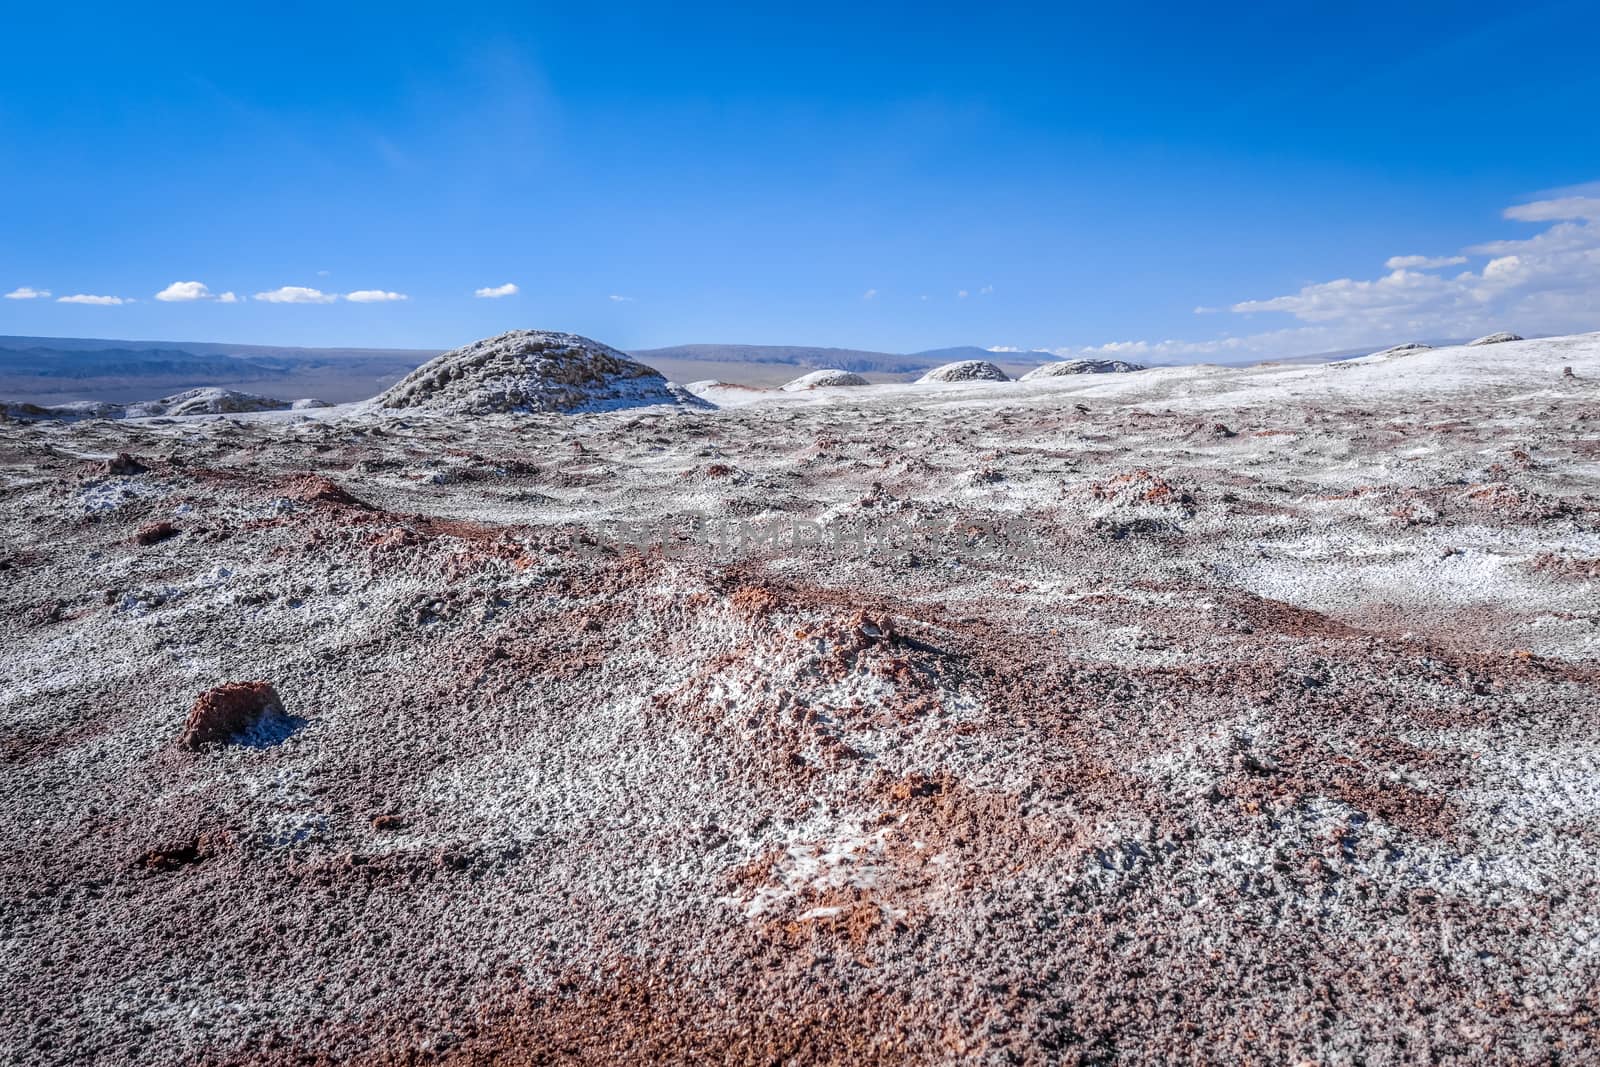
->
[[3, 2, 1599, 359]]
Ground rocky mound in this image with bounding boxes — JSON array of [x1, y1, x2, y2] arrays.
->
[[291, 398, 333, 410], [1020, 359, 1144, 379], [917, 360, 1009, 383], [1368, 342, 1433, 358], [373, 330, 697, 415], [779, 369, 870, 391], [0, 400, 123, 421], [6, 391, 296, 421], [125, 388, 292, 418], [1469, 332, 1524, 346]]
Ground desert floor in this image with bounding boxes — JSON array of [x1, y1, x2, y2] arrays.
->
[[3, 335, 1598, 1064]]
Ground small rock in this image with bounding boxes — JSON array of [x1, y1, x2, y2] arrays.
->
[[134, 522, 181, 546], [179, 682, 284, 750], [102, 452, 148, 477]]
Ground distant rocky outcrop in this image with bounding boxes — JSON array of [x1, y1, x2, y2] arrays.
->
[[374, 330, 699, 415], [917, 360, 1010, 383], [1368, 342, 1433, 358], [2, 388, 294, 420], [291, 398, 333, 410], [779, 369, 870, 391], [1020, 359, 1144, 380], [1468, 332, 1524, 346], [124, 388, 293, 418]]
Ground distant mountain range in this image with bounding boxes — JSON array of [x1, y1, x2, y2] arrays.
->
[[0, 332, 1423, 407], [0, 335, 439, 404], [628, 343, 1058, 374]]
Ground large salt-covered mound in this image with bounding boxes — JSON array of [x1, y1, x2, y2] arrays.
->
[[1469, 331, 1524, 346], [373, 329, 697, 415], [917, 359, 1009, 383], [1020, 358, 1143, 379], [779, 369, 870, 391]]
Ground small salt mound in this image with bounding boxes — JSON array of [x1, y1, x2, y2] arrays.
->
[[686, 380, 765, 394], [0, 400, 124, 421], [373, 329, 701, 415], [1020, 359, 1144, 380], [125, 388, 292, 418], [779, 369, 870, 391], [917, 360, 1009, 383], [1468, 332, 1524, 346], [1368, 342, 1433, 358], [291, 398, 333, 410]]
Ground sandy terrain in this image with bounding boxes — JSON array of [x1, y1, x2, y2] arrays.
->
[[2, 333, 1597, 1064]]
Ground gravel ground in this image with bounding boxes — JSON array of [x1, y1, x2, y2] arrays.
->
[[2, 333, 1598, 1064]]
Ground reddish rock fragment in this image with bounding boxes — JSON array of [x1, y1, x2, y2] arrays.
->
[[102, 452, 148, 476], [179, 681, 283, 750], [134, 522, 181, 546], [289, 474, 372, 509]]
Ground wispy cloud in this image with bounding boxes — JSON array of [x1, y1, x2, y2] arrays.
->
[[57, 294, 127, 305], [979, 284, 994, 294], [345, 289, 409, 303], [957, 289, 969, 299], [474, 282, 518, 299], [608, 293, 635, 302], [862, 288, 878, 300], [1383, 254, 1467, 270], [4, 286, 49, 300], [254, 286, 337, 304]]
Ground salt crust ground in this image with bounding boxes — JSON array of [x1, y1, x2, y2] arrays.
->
[[1, 332, 1598, 1064]]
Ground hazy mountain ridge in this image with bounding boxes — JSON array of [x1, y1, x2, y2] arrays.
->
[[627, 343, 943, 374], [0, 336, 440, 405]]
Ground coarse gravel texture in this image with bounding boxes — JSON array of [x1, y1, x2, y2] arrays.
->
[[2, 332, 1599, 1065]]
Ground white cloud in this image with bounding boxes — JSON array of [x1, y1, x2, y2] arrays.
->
[[1036, 183, 1600, 363], [57, 294, 126, 305], [345, 289, 409, 303], [862, 289, 877, 300], [154, 280, 216, 302], [957, 289, 969, 299], [1384, 254, 1467, 270], [1217, 186, 1600, 345], [4, 286, 49, 300], [217, 291, 239, 303], [979, 284, 994, 294], [475, 282, 518, 299], [608, 294, 635, 302], [254, 286, 337, 304]]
